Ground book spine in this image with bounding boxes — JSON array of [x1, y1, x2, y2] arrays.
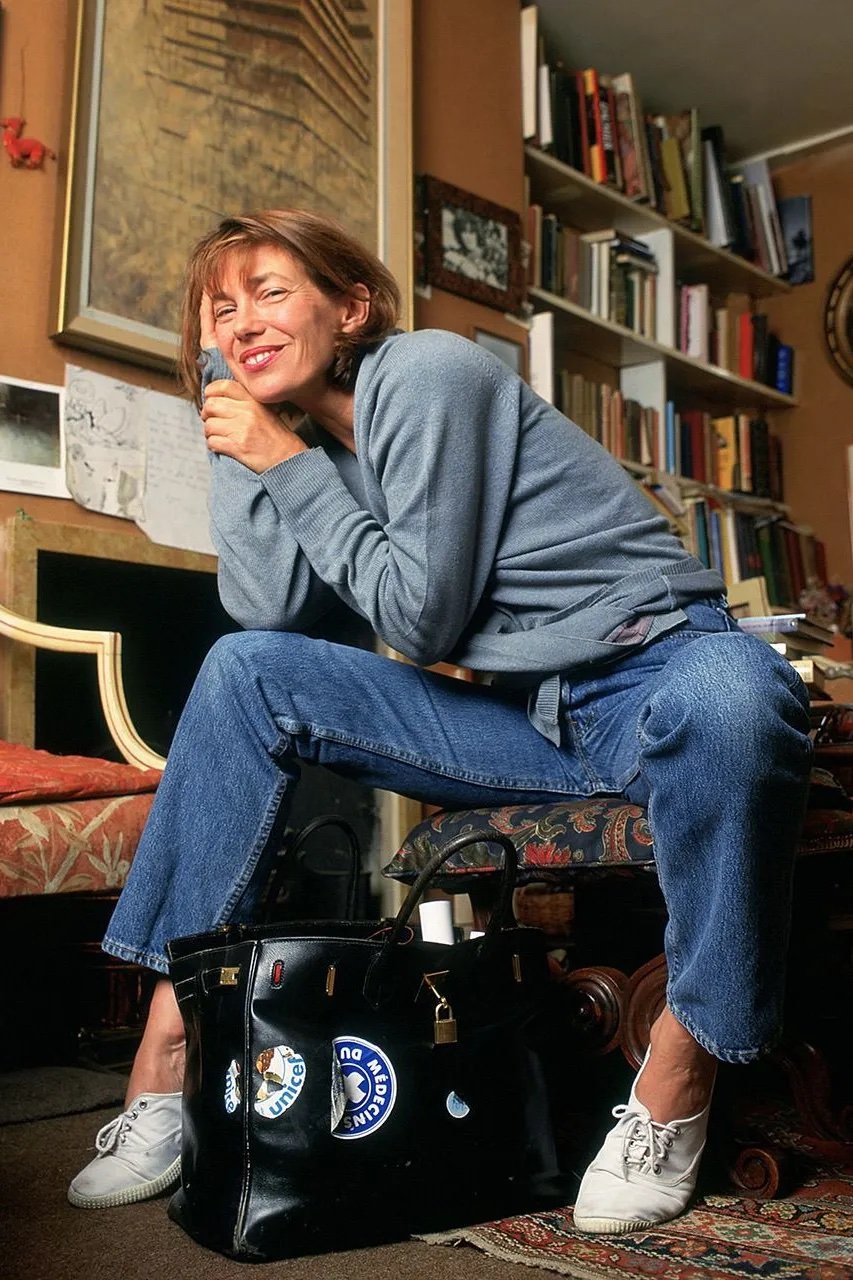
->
[[583, 68, 607, 183]]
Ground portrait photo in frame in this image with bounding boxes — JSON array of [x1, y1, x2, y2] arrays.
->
[[421, 176, 523, 314], [53, 0, 413, 371]]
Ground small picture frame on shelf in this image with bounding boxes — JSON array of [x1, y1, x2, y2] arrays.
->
[[421, 175, 524, 313], [0, 374, 71, 500], [473, 328, 525, 375]]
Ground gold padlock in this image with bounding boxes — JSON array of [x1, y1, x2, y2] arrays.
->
[[434, 1001, 458, 1045]]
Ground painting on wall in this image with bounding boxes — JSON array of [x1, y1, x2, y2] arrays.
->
[[53, 0, 412, 370]]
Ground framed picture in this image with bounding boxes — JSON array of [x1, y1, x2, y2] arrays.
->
[[52, 0, 413, 371], [474, 328, 525, 375], [421, 176, 524, 313], [0, 375, 71, 500]]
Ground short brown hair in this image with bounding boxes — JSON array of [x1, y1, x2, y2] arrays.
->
[[178, 209, 401, 406]]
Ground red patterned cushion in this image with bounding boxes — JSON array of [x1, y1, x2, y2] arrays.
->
[[0, 741, 161, 804], [0, 792, 155, 897]]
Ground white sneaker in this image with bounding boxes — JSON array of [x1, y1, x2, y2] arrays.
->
[[572, 1057, 711, 1234], [67, 1092, 182, 1209]]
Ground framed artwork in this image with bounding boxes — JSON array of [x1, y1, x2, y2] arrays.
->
[[824, 256, 853, 387], [421, 176, 524, 314], [474, 328, 525, 375], [0, 375, 71, 500], [52, 0, 413, 371]]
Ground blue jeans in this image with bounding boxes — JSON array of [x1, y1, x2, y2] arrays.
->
[[104, 599, 812, 1063]]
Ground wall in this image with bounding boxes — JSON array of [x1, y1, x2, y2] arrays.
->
[[0, 0, 178, 538], [763, 139, 853, 592], [413, 0, 527, 354]]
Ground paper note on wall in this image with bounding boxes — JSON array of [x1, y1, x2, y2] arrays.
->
[[64, 366, 147, 519], [63, 365, 214, 556], [136, 390, 215, 556]]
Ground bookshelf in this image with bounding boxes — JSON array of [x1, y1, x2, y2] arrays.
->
[[526, 146, 793, 301], [523, 79, 816, 608]]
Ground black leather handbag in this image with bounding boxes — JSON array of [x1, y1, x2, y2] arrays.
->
[[166, 821, 564, 1261]]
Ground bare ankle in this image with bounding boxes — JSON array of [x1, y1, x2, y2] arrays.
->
[[634, 1008, 717, 1123]]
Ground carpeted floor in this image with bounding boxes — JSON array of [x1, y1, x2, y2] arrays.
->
[[2, 1082, 852, 1280], [0, 1066, 127, 1126]]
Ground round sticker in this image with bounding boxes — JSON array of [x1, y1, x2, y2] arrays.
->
[[446, 1091, 470, 1119], [253, 1044, 306, 1119], [332, 1036, 397, 1140]]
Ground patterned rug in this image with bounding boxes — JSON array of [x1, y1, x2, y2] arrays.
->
[[425, 1144, 853, 1279]]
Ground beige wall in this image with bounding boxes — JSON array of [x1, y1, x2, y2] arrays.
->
[[413, 0, 527, 355], [0, 0, 178, 537], [764, 139, 853, 590], [3, 0, 851, 601]]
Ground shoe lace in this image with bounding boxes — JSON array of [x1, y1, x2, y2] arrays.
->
[[613, 1104, 680, 1178], [94, 1098, 149, 1155]]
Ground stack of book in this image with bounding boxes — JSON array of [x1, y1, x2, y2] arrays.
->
[[521, 4, 799, 279], [737, 612, 835, 657], [528, 214, 659, 339], [661, 409, 783, 499], [558, 373, 659, 465]]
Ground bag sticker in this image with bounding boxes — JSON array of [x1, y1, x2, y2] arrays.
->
[[253, 1044, 306, 1119], [331, 1036, 397, 1140], [446, 1091, 470, 1119], [330, 1050, 346, 1131], [224, 1059, 242, 1113]]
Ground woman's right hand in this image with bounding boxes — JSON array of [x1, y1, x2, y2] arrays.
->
[[200, 292, 217, 350]]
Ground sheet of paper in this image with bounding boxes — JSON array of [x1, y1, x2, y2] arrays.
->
[[63, 366, 147, 518], [136, 390, 216, 556]]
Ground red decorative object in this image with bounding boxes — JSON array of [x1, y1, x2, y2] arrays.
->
[[0, 116, 56, 169]]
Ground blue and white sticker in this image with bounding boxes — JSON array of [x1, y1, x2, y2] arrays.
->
[[224, 1059, 242, 1113], [253, 1044, 306, 1119], [331, 1036, 397, 1140], [446, 1090, 470, 1119]]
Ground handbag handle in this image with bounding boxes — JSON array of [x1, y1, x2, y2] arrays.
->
[[363, 830, 518, 1008], [262, 814, 363, 923]]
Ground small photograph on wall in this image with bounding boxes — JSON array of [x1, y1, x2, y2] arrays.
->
[[0, 375, 71, 499], [422, 176, 523, 313]]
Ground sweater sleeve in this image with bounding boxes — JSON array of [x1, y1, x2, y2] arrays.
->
[[259, 335, 518, 664], [201, 348, 338, 631]]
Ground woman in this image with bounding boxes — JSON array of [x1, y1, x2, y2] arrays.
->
[[69, 209, 812, 1234]]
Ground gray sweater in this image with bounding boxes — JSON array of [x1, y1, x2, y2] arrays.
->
[[206, 329, 722, 736]]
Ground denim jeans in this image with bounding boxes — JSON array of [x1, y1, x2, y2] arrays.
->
[[104, 599, 812, 1063]]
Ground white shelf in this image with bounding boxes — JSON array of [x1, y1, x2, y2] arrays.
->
[[529, 287, 797, 412], [526, 145, 791, 301]]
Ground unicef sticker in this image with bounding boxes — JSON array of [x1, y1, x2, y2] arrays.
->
[[331, 1036, 397, 1140], [253, 1044, 306, 1119]]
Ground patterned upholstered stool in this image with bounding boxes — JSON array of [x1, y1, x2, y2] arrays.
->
[[382, 765, 853, 1191]]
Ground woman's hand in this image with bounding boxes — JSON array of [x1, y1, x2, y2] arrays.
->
[[201, 380, 308, 473]]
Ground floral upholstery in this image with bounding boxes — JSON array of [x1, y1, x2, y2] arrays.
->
[[381, 767, 853, 890], [0, 742, 159, 898]]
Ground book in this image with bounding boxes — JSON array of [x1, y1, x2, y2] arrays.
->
[[654, 117, 691, 222], [700, 125, 737, 245], [529, 311, 554, 403], [712, 415, 738, 490], [739, 158, 788, 276], [611, 72, 653, 201], [520, 5, 539, 140], [598, 74, 623, 188], [777, 195, 815, 285], [775, 343, 795, 395], [582, 68, 607, 183]]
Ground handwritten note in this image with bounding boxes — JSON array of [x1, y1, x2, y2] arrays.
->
[[136, 391, 215, 556]]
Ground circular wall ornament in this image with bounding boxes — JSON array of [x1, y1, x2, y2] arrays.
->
[[824, 256, 853, 385]]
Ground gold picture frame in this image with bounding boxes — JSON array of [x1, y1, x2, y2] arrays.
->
[[52, 0, 412, 372]]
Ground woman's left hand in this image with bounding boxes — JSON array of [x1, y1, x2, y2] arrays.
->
[[201, 379, 308, 473]]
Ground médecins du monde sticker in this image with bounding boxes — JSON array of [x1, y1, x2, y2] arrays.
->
[[332, 1036, 397, 1140]]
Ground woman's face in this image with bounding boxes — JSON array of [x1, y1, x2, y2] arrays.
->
[[209, 245, 357, 407]]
